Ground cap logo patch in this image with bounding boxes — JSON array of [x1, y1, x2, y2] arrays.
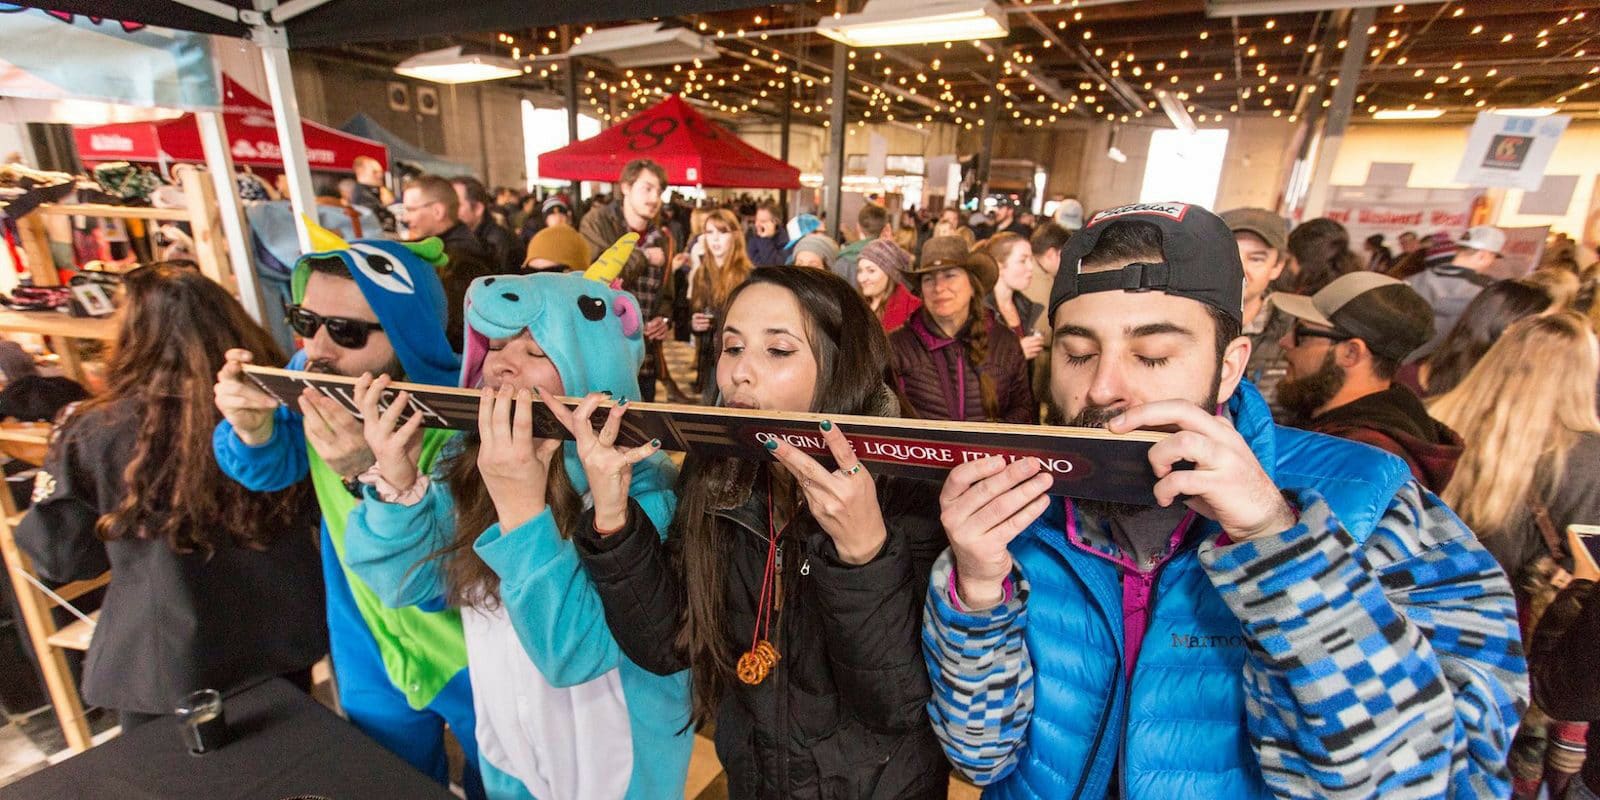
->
[[1088, 202, 1191, 227]]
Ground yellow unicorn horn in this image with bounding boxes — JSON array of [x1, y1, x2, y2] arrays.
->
[[585, 232, 638, 283], [302, 214, 351, 253]]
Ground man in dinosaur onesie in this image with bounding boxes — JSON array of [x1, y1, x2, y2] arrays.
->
[[211, 225, 482, 798]]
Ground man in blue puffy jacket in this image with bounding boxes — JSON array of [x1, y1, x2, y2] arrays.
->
[[923, 202, 1527, 800]]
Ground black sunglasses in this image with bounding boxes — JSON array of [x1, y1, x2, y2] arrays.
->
[[286, 305, 384, 349], [1291, 324, 1353, 346]]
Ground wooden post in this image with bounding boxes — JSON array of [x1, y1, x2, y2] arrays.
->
[[176, 166, 239, 296], [15, 214, 59, 287], [0, 490, 93, 752]]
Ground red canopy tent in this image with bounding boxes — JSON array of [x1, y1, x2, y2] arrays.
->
[[539, 94, 799, 188], [73, 76, 387, 173]]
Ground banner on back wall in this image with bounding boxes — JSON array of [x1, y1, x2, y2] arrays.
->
[[1485, 225, 1549, 281], [1323, 185, 1480, 249], [1454, 112, 1571, 192]]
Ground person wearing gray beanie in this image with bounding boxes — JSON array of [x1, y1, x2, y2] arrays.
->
[[855, 240, 920, 331], [791, 233, 840, 269]]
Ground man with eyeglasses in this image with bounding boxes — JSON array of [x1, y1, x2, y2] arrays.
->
[[1273, 271, 1463, 491], [403, 174, 496, 352], [211, 237, 485, 798]]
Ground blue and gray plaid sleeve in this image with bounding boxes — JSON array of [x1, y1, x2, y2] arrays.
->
[[1199, 483, 1527, 800], [922, 550, 1035, 785]]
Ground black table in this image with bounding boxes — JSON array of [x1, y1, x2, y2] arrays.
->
[[2, 678, 456, 800]]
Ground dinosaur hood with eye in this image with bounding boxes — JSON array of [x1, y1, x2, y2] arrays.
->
[[290, 221, 461, 387]]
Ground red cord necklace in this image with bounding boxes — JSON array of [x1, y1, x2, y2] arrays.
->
[[737, 480, 786, 685]]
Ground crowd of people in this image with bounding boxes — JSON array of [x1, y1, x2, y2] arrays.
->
[[12, 155, 1600, 800]]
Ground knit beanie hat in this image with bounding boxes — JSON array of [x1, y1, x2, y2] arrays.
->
[[524, 224, 591, 271], [858, 239, 912, 288], [792, 233, 840, 266]]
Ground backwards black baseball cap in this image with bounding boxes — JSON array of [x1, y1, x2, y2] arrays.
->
[[1049, 201, 1245, 324]]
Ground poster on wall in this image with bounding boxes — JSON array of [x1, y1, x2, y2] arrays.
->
[[1485, 225, 1549, 281], [1322, 185, 1479, 249], [1454, 112, 1571, 191]]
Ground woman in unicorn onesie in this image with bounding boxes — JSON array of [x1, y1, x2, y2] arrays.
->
[[342, 234, 693, 800]]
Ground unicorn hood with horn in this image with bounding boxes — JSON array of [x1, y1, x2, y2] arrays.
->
[[344, 230, 695, 800], [460, 233, 645, 401], [291, 220, 460, 386]]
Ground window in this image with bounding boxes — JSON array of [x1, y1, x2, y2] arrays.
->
[[1138, 128, 1230, 209], [522, 100, 601, 189]]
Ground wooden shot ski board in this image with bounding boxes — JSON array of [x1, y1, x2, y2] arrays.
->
[[244, 366, 1167, 505]]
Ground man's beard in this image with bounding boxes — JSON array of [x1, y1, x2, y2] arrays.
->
[[1276, 350, 1344, 426], [1045, 364, 1224, 522], [306, 354, 405, 380]]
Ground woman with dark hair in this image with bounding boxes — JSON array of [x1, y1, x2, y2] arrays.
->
[[17, 262, 325, 729], [568, 266, 951, 799], [1397, 279, 1552, 398], [1275, 217, 1362, 296], [891, 235, 1036, 423], [344, 261, 693, 799], [1364, 233, 1394, 272]]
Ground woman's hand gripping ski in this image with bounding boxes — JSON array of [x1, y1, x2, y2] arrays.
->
[[542, 392, 662, 535], [764, 421, 886, 566]]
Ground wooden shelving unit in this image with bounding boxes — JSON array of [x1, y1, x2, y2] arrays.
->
[[6, 165, 243, 381], [13, 164, 241, 296]]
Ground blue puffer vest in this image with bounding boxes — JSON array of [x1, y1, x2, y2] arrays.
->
[[988, 382, 1412, 800]]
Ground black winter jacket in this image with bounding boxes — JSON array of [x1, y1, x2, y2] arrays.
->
[[16, 399, 326, 714], [574, 460, 950, 799]]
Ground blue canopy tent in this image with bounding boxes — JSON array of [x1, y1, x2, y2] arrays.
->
[[339, 113, 470, 179]]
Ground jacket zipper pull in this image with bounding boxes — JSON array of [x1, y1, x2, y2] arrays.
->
[[800, 558, 810, 577]]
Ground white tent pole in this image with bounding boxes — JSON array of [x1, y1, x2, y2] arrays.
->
[[196, 110, 269, 323], [251, 7, 315, 254]]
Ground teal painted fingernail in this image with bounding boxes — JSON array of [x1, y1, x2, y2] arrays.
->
[[819, 419, 833, 431], [619, 397, 629, 406], [763, 438, 779, 451], [650, 438, 661, 448]]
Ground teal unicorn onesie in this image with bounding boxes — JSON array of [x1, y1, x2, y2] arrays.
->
[[344, 234, 693, 800]]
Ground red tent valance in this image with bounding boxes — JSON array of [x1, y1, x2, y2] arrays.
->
[[539, 94, 799, 189], [73, 77, 387, 173]]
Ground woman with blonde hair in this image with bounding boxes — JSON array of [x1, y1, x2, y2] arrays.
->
[[1429, 311, 1600, 587], [1431, 310, 1600, 800], [688, 209, 755, 393]]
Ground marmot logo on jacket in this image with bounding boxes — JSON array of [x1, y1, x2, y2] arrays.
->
[[1170, 632, 1247, 649]]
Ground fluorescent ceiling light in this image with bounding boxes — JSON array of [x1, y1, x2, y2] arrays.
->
[[1496, 107, 1557, 117], [1372, 108, 1445, 120], [567, 23, 720, 68], [395, 46, 520, 84], [817, 0, 1008, 48]]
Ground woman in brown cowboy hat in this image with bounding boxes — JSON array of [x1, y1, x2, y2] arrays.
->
[[889, 235, 1037, 423]]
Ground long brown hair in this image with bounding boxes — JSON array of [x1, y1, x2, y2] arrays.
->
[[675, 267, 897, 726], [71, 262, 307, 554], [1430, 312, 1600, 536], [921, 268, 1001, 421], [690, 209, 754, 313], [425, 435, 584, 608]]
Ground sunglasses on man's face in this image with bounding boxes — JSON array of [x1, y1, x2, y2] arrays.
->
[[286, 305, 384, 349], [1290, 324, 1352, 347]]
